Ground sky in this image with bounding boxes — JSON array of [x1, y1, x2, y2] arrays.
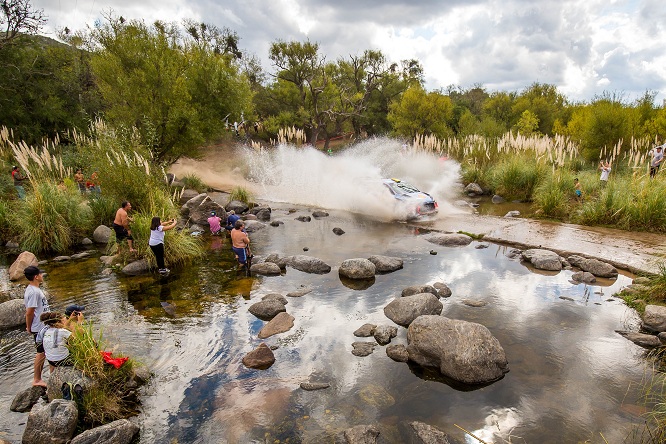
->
[[35, 0, 666, 104]]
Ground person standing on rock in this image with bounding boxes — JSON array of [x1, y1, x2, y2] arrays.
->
[[23, 265, 50, 387], [149, 216, 178, 275], [231, 219, 251, 269], [113, 201, 137, 253]]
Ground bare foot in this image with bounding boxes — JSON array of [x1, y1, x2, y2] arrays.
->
[[33, 380, 47, 387]]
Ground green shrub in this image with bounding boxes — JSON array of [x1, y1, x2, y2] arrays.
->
[[488, 155, 544, 200], [229, 186, 253, 205], [87, 194, 118, 227], [67, 323, 140, 425], [532, 172, 573, 218], [181, 173, 208, 193], [10, 182, 93, 253]]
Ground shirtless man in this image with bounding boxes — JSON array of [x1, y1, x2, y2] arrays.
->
[[230, 220, 250, 269], [113, 201, 136, 252]]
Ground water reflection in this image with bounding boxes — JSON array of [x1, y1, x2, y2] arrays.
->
[[0, 207, 650, 443]]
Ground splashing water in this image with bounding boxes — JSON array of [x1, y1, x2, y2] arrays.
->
[[245, 137, 464, 221]]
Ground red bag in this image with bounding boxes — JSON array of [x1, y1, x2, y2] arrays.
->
[[100, 351, 129, 369]]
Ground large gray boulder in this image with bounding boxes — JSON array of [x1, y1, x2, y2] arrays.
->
[[368, 255, 403, 273], [243, 220, 267, 233], [226, 200, 250, 215], [521, 249, 562, 271], [250, 262, 282, 276], [402, 285, 438, 298], [615, 330, 662, 348], [384, 293, 443, 327], [264, 253, 290, 270], [121, 259, 150, 276], [578, 258, 618, 278], [92, 225, 112, 244], [248, 299, 286, 321], [46, 367, 96, 402], [9, 251, 39, 281], [22, 399, 78, 444], [339, 258, 376, 279], [433, 282, 452, 298], [643, 305, 666, 333], [10, 386, 46, 413], [288, 255, 331, 274], [425, 233, 473, 247], [249, 206, 272, 221], [0, 299, 25, 329], [464, 183, 483, 195], [69, 419, 139, 444], [181, 193, 226, 226], [258, 312, 295, 339], [178, 189, 200, 205], [407, 315, 509, 385], [242, 343, 275, 370]]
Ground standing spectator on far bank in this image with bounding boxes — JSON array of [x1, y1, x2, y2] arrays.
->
[[574, 178, 583, 201], [23, 265, 50, 387], [599, 161, 611, 185], [650, 145, 664, 178], [11, 166, 26, 199], [74, 168, 85, 193]]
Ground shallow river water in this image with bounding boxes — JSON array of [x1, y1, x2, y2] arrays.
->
[[0, 203, 653, 444]]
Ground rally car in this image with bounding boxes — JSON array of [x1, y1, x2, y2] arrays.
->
[[381, 178, 438, 218]]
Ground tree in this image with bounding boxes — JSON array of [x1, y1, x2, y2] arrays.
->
[[0, 0, 46, 48], [512, 83, 567, 135], [514, 110, 540, 136], [387, 85, 454, 139]]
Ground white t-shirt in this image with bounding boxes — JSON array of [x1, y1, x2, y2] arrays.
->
[[149, 226, 165, 246], [651, 150, 664, 167], [43, 327, 71, 362], [600, 167, 611, 181], [24, 285, 50, 333]]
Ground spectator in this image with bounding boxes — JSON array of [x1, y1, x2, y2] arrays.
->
[[208, 211, 223, 235], [113, 201, 137, 253], [599, 161, 611, 185], [74, 168, 85, 193], [149, 216, 178, 275], [23, 265, 50, 387], [225, 210, 240, 231], [38, 312, 74, 372], [11, 166, 27, 199], [650, 145, 664, 178]]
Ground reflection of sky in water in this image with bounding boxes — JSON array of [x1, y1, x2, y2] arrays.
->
[[0, 207, 650, 443]]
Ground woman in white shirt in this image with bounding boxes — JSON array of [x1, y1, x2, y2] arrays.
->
[[38, 312, 73, 371], [149, 216, 178, 275]]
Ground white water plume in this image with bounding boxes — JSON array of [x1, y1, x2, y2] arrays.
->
[[245, 137, 464, 221]]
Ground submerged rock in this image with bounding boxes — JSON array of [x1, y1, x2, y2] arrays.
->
[[288, 255, 331, 274], [121, 259, 150, 276], [248, 299, 286, 321], [407, 315, 509, 385], [258, 312, 295, 339], [615, 330, 662, 348], [368, 255, 403, 273], [402, 285, 438, 298], [353, 323, 377, 337], [10, 386, 46, 413], [343, 425, 380, 444], [571, 271, 596, 284], [69, 419, 139, 444], [242, 343, 275, 370], [250, 262, 282, 276], [333, 227, 345, 235], [286, 287, 312, 297], [295, 216, 311, 222], [339, 258, 376, 279], [384, 293, 443, 327], [522, 249, 562, 271], [351, 342, 377, 357], [409, 421, 461, 444], [300, 382, 330, 391], [425, 233, 473, 247], [312, 210, 329, 217], [433, 282, 452, 298]]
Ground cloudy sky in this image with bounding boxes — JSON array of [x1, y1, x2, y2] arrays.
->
[[35, 0, 666, 104]]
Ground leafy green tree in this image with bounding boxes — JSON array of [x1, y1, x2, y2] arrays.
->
[[512, 83, 567, 135], [388, 85, 454, 139], [514, 110, 540, 136], [88, 16, 252, 164]]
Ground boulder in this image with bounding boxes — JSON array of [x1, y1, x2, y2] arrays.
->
[[69, 419, 139, 444], [253, 207, 272, 222], [264, 253, 290, 270], [504, 211, 520, 218], [270, 221, 284, 227], [344, 425, 380, 444], [384, 293, 443, 327], [121, 259, 150, 276], [0, 299, 26, 329], [643, 305, 666, 333], [92, 225, 112, 244], [10, 386, 46, 413], [250, 262, 282, 276], [521, 249, 562, 271], [46, 367, 96, 402], [243, 220, 267, 233], [286, 287, 312, 297], [333, 227, 345, 235], [407, 315, 509, 385], [353, 323, 377, 337], [402, 285, 438, 298], [70, 252, 91, 260], [462, 299, 487, 307], [243, 214, 257, 221], [339, 258, 376, 279], [409, 421, 459, 444], [288, 255, 331, 274], [571, 271, 596, 284], [433, 282, 452, 298], [6, 241, 19, 248], [178, 189, 200, 205], [566, 255, 585, 268], [81, 238, 93, 245], [615, 330, 662, 348], [9, 251, 38, 281], [22, 399, 78, 444], [491, 195, 505, 204], [181, 193, 226, 226], [425, 233, 473, 247], [351, 342, 377, 357], [295, 216, 311, 222], [373, 325, 398, 345], [248, 299, 286, 321], [300, 382, 330, 391], [242, 343, 275, 369], [464, 183, 483, 195], [261, 294, 288, 305], [312, 210, 329, 217], [386, 344, 409, 362], [578, 258, 618, 278], [258, 312, 295, 339], [53, 256, 71, 262], [226, 200, 250, 215], [368, 255, 403, 273]]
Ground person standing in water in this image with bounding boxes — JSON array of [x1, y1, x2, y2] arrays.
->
[[149, 216, 178, 275], [230, 220, 251, 269], [113, 201, 137, 253]]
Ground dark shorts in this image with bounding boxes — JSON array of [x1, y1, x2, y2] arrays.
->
[[113, 223, 133, 242], [48, 357, 73, 367], [32, 333, 44, 354], [232, 246, 247, 264]]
